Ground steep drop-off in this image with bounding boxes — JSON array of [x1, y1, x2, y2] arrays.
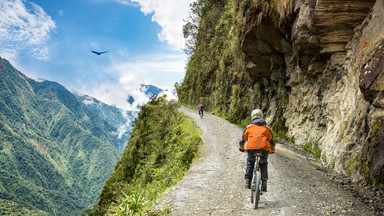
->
[[178, 0, 384, 185], [89, 98, 203, 215]]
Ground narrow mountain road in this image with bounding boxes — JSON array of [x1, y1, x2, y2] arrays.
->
[[153, 106, 377, 215]]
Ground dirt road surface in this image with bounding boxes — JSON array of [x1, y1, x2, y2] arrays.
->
[[153, 107, 379, 215]]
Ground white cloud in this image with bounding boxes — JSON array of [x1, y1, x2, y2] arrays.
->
[[82, 52, 184, 111], [115, 121, 132, 139], [159, 89, 178, 101], [82, 96, 97, 105], [0, 0, 56, 60], [124, 0, 195, 50], [84, 78, 147, 112], [58, 10, 64, 17], [113, 0, 137, 6]]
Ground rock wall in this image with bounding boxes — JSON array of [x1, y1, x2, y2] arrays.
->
[[241, 0, 383, 182], [178, 0, 383, 183]]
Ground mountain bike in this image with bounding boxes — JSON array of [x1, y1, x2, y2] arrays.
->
[[199, 110, 203, 119], [250, 150, 263, 209]]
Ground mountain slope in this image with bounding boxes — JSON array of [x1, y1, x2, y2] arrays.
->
[[76, 84, 166, 150], [88, 97, 203, 215], [0, 57, 121, 215], [140, 84, 163, 96], [77, 94, 133, 150]]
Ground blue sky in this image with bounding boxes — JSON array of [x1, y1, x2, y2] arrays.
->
[[0, 0, 194, 111]]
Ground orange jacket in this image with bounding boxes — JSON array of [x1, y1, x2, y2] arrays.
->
[[242, 119, 275, 152]]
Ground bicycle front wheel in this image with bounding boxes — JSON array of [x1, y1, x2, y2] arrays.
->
[[254, 170, 261, 209]]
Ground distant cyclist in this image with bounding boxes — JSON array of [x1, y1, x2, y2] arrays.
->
[[197, 102, 204, 118], [239, 109, 275, 191]]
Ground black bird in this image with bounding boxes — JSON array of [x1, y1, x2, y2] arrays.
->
[[91, 50, 108, 55]]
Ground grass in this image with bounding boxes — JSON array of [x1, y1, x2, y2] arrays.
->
[[303, 142, 322, 159], [107, 191, 145, 215], [344, 157, 360, 176]]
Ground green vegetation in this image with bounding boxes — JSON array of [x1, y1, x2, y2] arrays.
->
[[359, 119, 384, 186], [303, 141, 322, 159], [0, 57, 122, 215], [177, 0, 290, 140], [302, 143, 311, 153], [178, 0, 249, 122], [0, 199, 49, 216], [271, 118, 291, 141], [76, 94, 134, 150], [88, 96, 203, 215], [344, 154, 360, 176]]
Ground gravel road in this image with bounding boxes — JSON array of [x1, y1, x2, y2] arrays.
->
[[153, 106, 379, 215]]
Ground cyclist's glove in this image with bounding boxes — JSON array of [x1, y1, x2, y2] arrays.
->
[[239, 145, 245, 152], [270, 148, 275, 154], [239, 141, 245, 152]]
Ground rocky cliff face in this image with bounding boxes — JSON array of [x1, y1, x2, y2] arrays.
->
[[178, 0, 384, 184], [240, 0, 383, 183]]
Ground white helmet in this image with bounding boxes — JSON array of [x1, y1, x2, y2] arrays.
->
[[251, 109, 263, 120]]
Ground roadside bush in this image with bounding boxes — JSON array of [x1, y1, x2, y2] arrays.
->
[[88, 96, 203, 215]]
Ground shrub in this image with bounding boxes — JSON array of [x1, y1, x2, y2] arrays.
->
[[90, 96, 203, 215]]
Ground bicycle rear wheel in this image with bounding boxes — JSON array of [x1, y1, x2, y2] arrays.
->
[[250, 176, 255, 203], [254, 170, 261, 209]]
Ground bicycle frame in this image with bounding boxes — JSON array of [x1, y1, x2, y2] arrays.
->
[[250, 156, 260, 190], [250, 151, 263, 209]]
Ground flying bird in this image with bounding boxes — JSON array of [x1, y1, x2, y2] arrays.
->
[[91, 50, 108, 55]]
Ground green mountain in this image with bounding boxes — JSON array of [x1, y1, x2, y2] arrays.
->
[[140, 84, 163, 96], [76, 84, 166, 151], [0, 57, 121, 215], [76, 94, 133, 150]]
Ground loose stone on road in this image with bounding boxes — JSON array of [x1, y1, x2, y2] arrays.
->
[[153, 106, 377, 215]]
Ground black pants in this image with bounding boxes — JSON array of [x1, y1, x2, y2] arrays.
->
[[245, 149, 269, 180], [199, 110, 204, 116]]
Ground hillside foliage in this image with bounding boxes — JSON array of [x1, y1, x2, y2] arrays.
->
[[178, 0, 291, 134], [178, 0, 249, 124], [0, 199, 49, 216], [0, 57, 122, 215], [88, 96, 203, 215]]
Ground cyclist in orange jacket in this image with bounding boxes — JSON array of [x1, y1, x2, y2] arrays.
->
[[239, 109, 275, 191]]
